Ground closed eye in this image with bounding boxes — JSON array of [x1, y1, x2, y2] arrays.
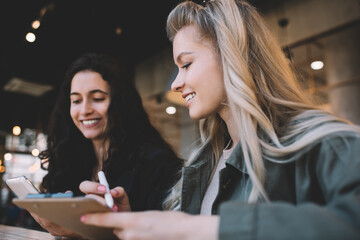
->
[[71, 99, 81, 104], [181, 63, 191, 69]]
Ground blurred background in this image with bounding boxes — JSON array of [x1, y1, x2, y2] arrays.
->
[[0, 0, 359, 231]]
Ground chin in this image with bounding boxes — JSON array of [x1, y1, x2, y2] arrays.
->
[[83, 135, 95, 140], [189, 110, 206, 120], [81, 132, 98, 140]]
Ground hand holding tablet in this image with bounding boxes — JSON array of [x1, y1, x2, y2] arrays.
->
[[7, 174, 117, 240]]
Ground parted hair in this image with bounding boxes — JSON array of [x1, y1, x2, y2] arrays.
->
[[163, 0, 360, 209]]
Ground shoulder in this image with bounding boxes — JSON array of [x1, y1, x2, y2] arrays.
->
[[284, 111, 360, 149], [314, 131, 360, 164], [296, 127, 360, 201], [291, 126, 360, 184], [296, 124, 360, 158], [303, 120, 360, 153], [278, 116, 360, 167], [321, 131, 360, 149]]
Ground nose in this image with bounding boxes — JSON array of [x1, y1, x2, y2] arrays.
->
[[171, 72, 184, 92], [80, 100, 93, 115]]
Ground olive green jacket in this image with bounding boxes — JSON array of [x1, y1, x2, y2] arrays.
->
[[180, 132, 360, 240]]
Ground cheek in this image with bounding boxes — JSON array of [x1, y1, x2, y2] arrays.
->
[[102, 102, 110, 117], [70, 107, 77, 122], [211, 67, 225, 95]]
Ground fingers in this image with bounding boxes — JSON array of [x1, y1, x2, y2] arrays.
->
[[110, 187, 127, 199], [79, 181, 126, 196], [81, 211, 197, 240], [79, 180, 127, 197], [84, 194, 107, 206], [114, 229, 154, 240], [79, 180, 106, 194], [111, 187, 131, 212], [81, 212, 133, 229], [80, 181, 130, 211]]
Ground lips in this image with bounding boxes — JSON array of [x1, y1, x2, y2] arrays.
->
[[184, 92, 196, 102], [81, 119, 101, 127]]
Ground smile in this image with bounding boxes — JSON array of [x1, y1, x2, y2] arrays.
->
[[81, 119, 100, 126], [185, 93, 196, 102]]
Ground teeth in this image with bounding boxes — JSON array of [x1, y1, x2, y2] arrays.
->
[[185, 93, 196, 102], [82, 119, 99, 125]]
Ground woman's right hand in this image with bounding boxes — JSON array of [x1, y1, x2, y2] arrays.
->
[[79, 180, 131, 212]]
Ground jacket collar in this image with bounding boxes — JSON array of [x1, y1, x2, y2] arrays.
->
[[225, 142, 248, 174], [180, 158, 211, 214]]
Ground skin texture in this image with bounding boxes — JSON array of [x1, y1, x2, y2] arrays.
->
[[30, 71, 112, 238], [171, 25, 239, 146], [171, 25, 226, 120], [81, 210, 219, 240], [79, 181, 130, 212], [79, 182, 219, 240], [70, 70, 110, 145]]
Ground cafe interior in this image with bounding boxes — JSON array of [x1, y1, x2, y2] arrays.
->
[[0, 0, 359, 234]]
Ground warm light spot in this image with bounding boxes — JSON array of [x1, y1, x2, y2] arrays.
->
[[166, 106, 177, 115], [13, 126, 21, 135], [26, 32, 36, 43], [0, 166, 5, 173], [4, 153, 12, 161], [32, 148, 40, 157], [115, 27, 122, 35], [310, 61, 324, 70], [32, 20, 40, 29]]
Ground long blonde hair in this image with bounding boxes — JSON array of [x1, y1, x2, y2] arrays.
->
[[163, 0, 360, 210]]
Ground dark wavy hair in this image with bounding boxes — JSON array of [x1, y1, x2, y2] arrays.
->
[[40, 53, 174, 195]]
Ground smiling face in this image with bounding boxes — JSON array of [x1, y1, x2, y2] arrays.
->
[[171, 25, 226, 120], [70, 70, 110, 143]]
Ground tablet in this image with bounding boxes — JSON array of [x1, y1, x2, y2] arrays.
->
[[13, 197, 117, 240]]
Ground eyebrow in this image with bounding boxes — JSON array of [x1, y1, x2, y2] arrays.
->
[[70, 89, 109, 96], [176, 51, 194, 63]]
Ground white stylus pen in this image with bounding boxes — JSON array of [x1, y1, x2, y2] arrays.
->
[[98, 171, 114, 209]]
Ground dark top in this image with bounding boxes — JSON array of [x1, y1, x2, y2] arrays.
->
[[110, 145, 182, 211], [180, 130, 360, 239]]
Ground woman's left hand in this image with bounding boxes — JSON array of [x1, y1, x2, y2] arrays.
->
[[30, 212, 85, 238], [80, 210, 219, 240], [79, 180, 131, 212]]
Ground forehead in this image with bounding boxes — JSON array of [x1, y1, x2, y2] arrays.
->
[[173, 25, 215, 59], [70, 70, 110, 91], [173, 26, 203, 51]]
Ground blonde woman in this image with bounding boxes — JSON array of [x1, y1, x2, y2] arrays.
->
[[80, 1, 360, 239]]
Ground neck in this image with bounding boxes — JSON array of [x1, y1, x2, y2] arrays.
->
[[219, 106, 239, 150], [92, 138, 110, 167]]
